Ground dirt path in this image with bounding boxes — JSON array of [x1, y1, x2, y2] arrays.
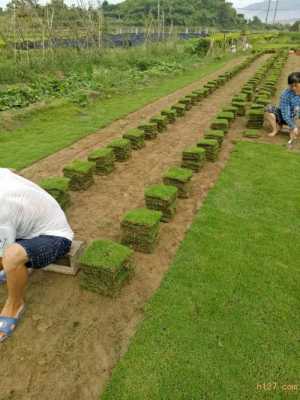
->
[[0, 55, 270, 400], [21, 56, 246, 181]]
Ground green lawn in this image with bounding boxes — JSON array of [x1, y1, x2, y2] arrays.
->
[[0, 54, 241, 170], [102, 142, 300, 400]]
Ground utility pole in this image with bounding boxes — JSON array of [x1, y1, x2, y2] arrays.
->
[[272, 0, 279, 24], [265, 0, 272, 24]]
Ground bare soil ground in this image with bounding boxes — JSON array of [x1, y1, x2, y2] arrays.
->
[[0, 55, 270, 400]]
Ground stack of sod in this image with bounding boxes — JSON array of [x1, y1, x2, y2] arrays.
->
[[150, 115, 168, 133], [80, 239, 134, 297], [216, 111, 235, 125], [256, 97, 270, 107], [222, 105, 238, 117], [196, 88, 209, 98], [204, 130, 225, 146], [108, 139, 132, 162], [232, 100, 247, 116], [39, 176, 71, 210], [161, 109, 177, 124], [171, 103, 186, 117], [181, 146, 206, 172], [123, 129, 145, 150], [241, 88, 253, 102], [191, 90, 204, 101], [63, 160, 95, 191], [210, 118, 229, 133], [163, 166, 193, 199], [185, 93, 199, 105], [242, 129, 261, 139], [247, 109, 265, 128], [138, 123, 158, 140], [197, 139, 219, 162], [88, 148, 115, 175], [121, 208, 162, 253], [145, 184, 178, 222], [178, 97, 192, 111]]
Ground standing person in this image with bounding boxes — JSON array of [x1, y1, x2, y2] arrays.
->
[[0, 168, 74, 343], [265, 72, 300, 145]]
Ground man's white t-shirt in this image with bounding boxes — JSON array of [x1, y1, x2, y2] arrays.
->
[[0, 168, 74, 256]]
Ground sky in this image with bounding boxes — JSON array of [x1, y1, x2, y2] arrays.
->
[[0, 0, 258, 9]]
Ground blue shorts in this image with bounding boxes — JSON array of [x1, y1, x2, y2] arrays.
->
[[265, 104, 287, 126], [16, 235, 72, 269]]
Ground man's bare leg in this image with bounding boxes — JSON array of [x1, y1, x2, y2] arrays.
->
[[0, 244, 29, 339], [265, 112, 280, 137]]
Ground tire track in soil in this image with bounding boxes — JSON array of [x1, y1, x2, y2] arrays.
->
[[21, 56, 246, 181], [0, 55, 270, 400]]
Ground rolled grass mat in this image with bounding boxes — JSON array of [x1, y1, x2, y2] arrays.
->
[[145, 184, 178, 223], [39, 176, 71, 210], [138, 123, 158, 140], [80, 239, 134, 297], [161, 109, 177, 124], [123, 129, 145, 150], [150, 115, 168, 133], [210, 118, 229, 133], [163, 166, 193, 199], [121, 208, 162, 254], [197, 139, 219, 162], [204, 130, 225, 145], [182, 146, 206, 172], [63, 160, 95, 191], [107, 139, 132, 162], [171, 103, 186, 117], [88, 147, 115, 175], [242, 129, 261, 138]]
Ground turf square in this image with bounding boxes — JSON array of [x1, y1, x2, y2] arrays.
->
[[63, 160, 95, 191], [80, 239, 134, 297], [145, 184, 178, 222], [39, 176, 71, 210], [163, 166, 193, 199], [121, 208, 162, 253]]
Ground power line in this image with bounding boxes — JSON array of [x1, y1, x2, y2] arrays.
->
[[272, 0, 279, 24], [265, 0, 272, 23]]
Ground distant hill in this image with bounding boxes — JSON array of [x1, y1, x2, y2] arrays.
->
[[103, 0, 246, 28], [238, 0, 300, 23]]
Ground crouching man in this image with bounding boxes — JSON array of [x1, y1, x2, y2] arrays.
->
[[0, 168, 73, 343]]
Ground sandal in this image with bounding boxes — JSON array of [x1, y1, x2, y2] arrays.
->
[[0, 304, 26, 343]]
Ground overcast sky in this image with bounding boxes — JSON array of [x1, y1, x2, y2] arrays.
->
[[0, 0, 258, 10]]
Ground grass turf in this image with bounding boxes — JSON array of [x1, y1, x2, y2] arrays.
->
[[0, 55, 242, 170], [101, 141, 300, 400]]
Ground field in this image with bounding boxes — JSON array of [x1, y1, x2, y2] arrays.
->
[[0, 32, 300, 400]]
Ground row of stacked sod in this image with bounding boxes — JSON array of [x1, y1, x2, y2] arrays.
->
[[246, 50, 288, 130], [145, 184, 178, 222], [47, 51, 267, 298], [121, 208, 162, 253]]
